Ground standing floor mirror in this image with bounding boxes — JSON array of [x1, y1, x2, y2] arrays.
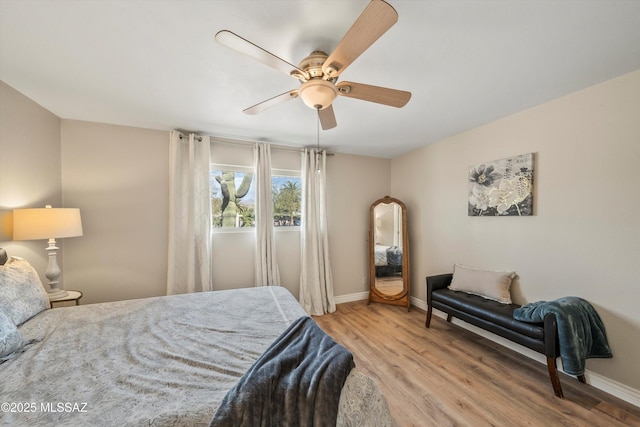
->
[[368, 196, 410, 310]]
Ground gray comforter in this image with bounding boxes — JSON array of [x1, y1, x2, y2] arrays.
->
[[0, 286, 394, 426]]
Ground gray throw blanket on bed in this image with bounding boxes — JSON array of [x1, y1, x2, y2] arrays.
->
[[513, 297, 612, 376], [210, 316, 354, 427]]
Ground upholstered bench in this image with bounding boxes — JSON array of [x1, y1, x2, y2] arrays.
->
[[425, 271, 586, 398]]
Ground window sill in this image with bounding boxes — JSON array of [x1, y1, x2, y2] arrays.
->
[[211, 227, 300, 234]]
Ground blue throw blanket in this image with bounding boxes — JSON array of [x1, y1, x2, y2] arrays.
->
[[513, 297, 612, 376], [210, 316, 354, 427]]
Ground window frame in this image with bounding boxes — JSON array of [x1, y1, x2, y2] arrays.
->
[[210, 164, 256, 233], [271, 168, 301, 232], [210, 164, 302, 233]]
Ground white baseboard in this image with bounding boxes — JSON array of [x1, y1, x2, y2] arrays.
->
[[334, 291, 368, 304], [411, 296, 428, 311], [586, 371, 640, 407], [336, 294, 640, 407]]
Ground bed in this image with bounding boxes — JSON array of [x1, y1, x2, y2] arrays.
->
[[374, 244, 402, 277], [0, 253, 395, 426]]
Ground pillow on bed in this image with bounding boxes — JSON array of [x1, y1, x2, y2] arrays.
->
[[0, 257, 50, 325], [448, 264, 516, 304], [0, 311, 29, 362]]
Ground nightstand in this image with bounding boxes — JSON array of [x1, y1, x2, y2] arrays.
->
[[50, 290, 83, 308]]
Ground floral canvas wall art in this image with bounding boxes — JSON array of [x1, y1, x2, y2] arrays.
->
[[468, 153, 534, 216]]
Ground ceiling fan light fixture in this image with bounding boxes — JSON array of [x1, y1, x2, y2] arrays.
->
[[298, 79, 338, 110], [216, 0, 408, 125]]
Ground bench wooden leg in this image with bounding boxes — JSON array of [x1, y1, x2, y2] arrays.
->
[[425, 309, 453, 327], [547, 357, 564, 398]]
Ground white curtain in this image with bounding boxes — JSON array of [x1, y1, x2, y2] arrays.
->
[[254, 142, 281, 286], [167, 131, 212, 295], [299, 148, 335, 315]]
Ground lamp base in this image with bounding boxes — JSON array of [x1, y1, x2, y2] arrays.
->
[[44, 238, 68, 300], [47, 289, 69, 300]]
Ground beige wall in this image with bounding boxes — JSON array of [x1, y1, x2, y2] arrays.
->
[[391, 70, 640, 392], [60, 120, 169, 303], [0, 81, 62, 283], [327, 153, 391, 297]]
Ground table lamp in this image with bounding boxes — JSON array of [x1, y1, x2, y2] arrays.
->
[[13, 205, 83, 299]]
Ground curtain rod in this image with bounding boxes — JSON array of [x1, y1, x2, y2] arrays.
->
[[176, 131, 333, 155], [210, 136, 334, 156]]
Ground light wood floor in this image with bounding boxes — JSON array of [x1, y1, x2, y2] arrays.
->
[[313, 300, 640, 427]]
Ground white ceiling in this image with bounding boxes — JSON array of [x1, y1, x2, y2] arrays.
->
[[1, 0, 639, 158]]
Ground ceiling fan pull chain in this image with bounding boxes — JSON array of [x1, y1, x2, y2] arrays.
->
[[316, 107, 321, 174]]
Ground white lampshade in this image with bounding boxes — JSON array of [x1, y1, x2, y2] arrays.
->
[[12, 206, 83, 300], [13, 207, 83, 241]]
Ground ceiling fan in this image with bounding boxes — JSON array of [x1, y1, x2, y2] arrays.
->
[[215, 0, 411, 130]]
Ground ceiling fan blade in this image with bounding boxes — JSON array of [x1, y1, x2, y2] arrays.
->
[[215, 30, 308, 79], [318, 105, 337, 130], [337, 81, 411, 107], [322, 0, 398, 78], [243, 89, 299, 115]]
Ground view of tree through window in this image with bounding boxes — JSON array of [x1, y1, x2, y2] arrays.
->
[[210, 168, 301, 228], [273, 176, 301, 226]]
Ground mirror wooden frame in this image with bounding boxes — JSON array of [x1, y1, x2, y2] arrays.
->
[[367, 196, 410, 311]]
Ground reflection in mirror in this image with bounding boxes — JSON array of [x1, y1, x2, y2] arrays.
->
[[368, 196, 410, 311], [373, 202, 403, 295]]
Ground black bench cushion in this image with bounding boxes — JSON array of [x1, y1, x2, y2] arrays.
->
[[432, 288, 544, 340]]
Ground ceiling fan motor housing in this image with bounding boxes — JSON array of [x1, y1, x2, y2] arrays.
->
[[298, 50, 330, 79]]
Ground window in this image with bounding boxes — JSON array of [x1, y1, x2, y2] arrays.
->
[[272, 172, 301, 227], [210, 166, 301, 229], [211, 167, 255, 228]]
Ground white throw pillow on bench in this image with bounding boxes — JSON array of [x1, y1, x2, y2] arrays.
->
[[448, 264, 516, 304]]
